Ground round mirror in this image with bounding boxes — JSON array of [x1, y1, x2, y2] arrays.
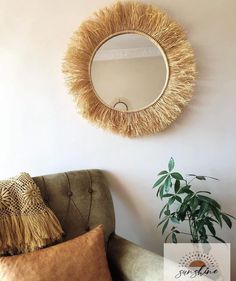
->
[[64, 2, 196, 137], [91, 33, 169, 112]]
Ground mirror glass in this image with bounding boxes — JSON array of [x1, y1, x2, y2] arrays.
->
[[91, 33, 168, 112]]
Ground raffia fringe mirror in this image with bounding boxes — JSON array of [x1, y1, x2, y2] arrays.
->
[[63, 1, 196, 137]]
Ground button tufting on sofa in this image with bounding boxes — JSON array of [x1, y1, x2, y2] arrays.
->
[[32, 170, 163, 281], [67, 191, 73, 197]]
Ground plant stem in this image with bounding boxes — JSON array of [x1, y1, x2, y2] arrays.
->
[[187, 212, 194, 242], [192, 217, 199, 243], [187, 177, 196, 185], [179, 232, 192, 236]]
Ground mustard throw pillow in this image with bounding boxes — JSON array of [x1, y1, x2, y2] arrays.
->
[[0, 225, 112, 281], [0, 172, 63, 255]]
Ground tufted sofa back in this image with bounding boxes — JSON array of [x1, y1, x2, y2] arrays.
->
[[33, 170, 115, 246]]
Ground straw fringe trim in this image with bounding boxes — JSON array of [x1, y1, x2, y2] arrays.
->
[[63, 1, 196, 137]]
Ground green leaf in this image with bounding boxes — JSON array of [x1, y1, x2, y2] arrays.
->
[[160, 185, 165, 200], [162, 193, 174, 198], [158, 170, 168, 176], [178, 185, 193, 194], [164, 231, 172, 243], [199, 225, 207, 236], [183, 193, 194, 203], [159, 204, 167, 218], [196, 220, 205, 231], [175, 196, 182, 203], [157, 217, 168, 228], [188, 174, 219, 181], [153, 175, 168, 188], [208, 217, 219, 224], [211, 206, 222, 227], [174, 180, 180, 193], [197, 195, 221, 210], [168, 196, 176, 205], [162, 219, 169, 234], [222, 214, 232, 229], [206, 220, 216, 236], [198, 202, 209, 218], [187, 174, 197, 177], [196, 176, 206, 180], [177, 203, 188, 221], [196, 191, 211, 195], [205, 176, 219, 180], [164, 176, 172, 192], [171, 216, 180, 224], [172, 232, 177, 243], [156, 185, 163, 197], [191, 197, 199, 212], [223, 213, 236, 220], [168, 158, 175, 172], [213, 236, 226, 243], [199, 226, 208, 243], [164, 209, 171, 216], [171, 172, 184, 180]]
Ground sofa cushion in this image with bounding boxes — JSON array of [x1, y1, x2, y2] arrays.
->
[[0, 225, 112, 281]]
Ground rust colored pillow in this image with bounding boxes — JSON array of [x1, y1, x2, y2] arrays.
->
[[0, 225, 112, 281]]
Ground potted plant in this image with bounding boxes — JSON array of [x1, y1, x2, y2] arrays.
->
[[153, 158, 235, 243]]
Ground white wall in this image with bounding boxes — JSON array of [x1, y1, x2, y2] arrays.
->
[[0, 0, 236, 277]]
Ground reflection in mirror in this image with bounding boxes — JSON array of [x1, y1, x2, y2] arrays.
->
[[91, 33, 168, 112]]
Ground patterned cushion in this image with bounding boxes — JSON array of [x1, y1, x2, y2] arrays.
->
[[0, 173, 63, 254]]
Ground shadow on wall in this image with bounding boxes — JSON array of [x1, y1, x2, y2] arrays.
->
[[104, 170, 139, 221]]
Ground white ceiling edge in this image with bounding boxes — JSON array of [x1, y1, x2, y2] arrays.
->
[[94, 47, 161, 61]]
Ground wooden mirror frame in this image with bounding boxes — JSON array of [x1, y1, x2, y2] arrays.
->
[[63, 1, 196, 137]]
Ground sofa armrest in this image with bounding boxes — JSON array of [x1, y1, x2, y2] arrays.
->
[[107, 234, 164, 281], [107, 234, 213, 281]]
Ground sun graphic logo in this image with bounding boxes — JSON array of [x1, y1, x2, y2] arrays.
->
[[175, 251, 220, 280], [180, 250, 218, 268]]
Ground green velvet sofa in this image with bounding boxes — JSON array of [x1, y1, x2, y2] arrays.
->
[[33, 169, 163, 281]]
